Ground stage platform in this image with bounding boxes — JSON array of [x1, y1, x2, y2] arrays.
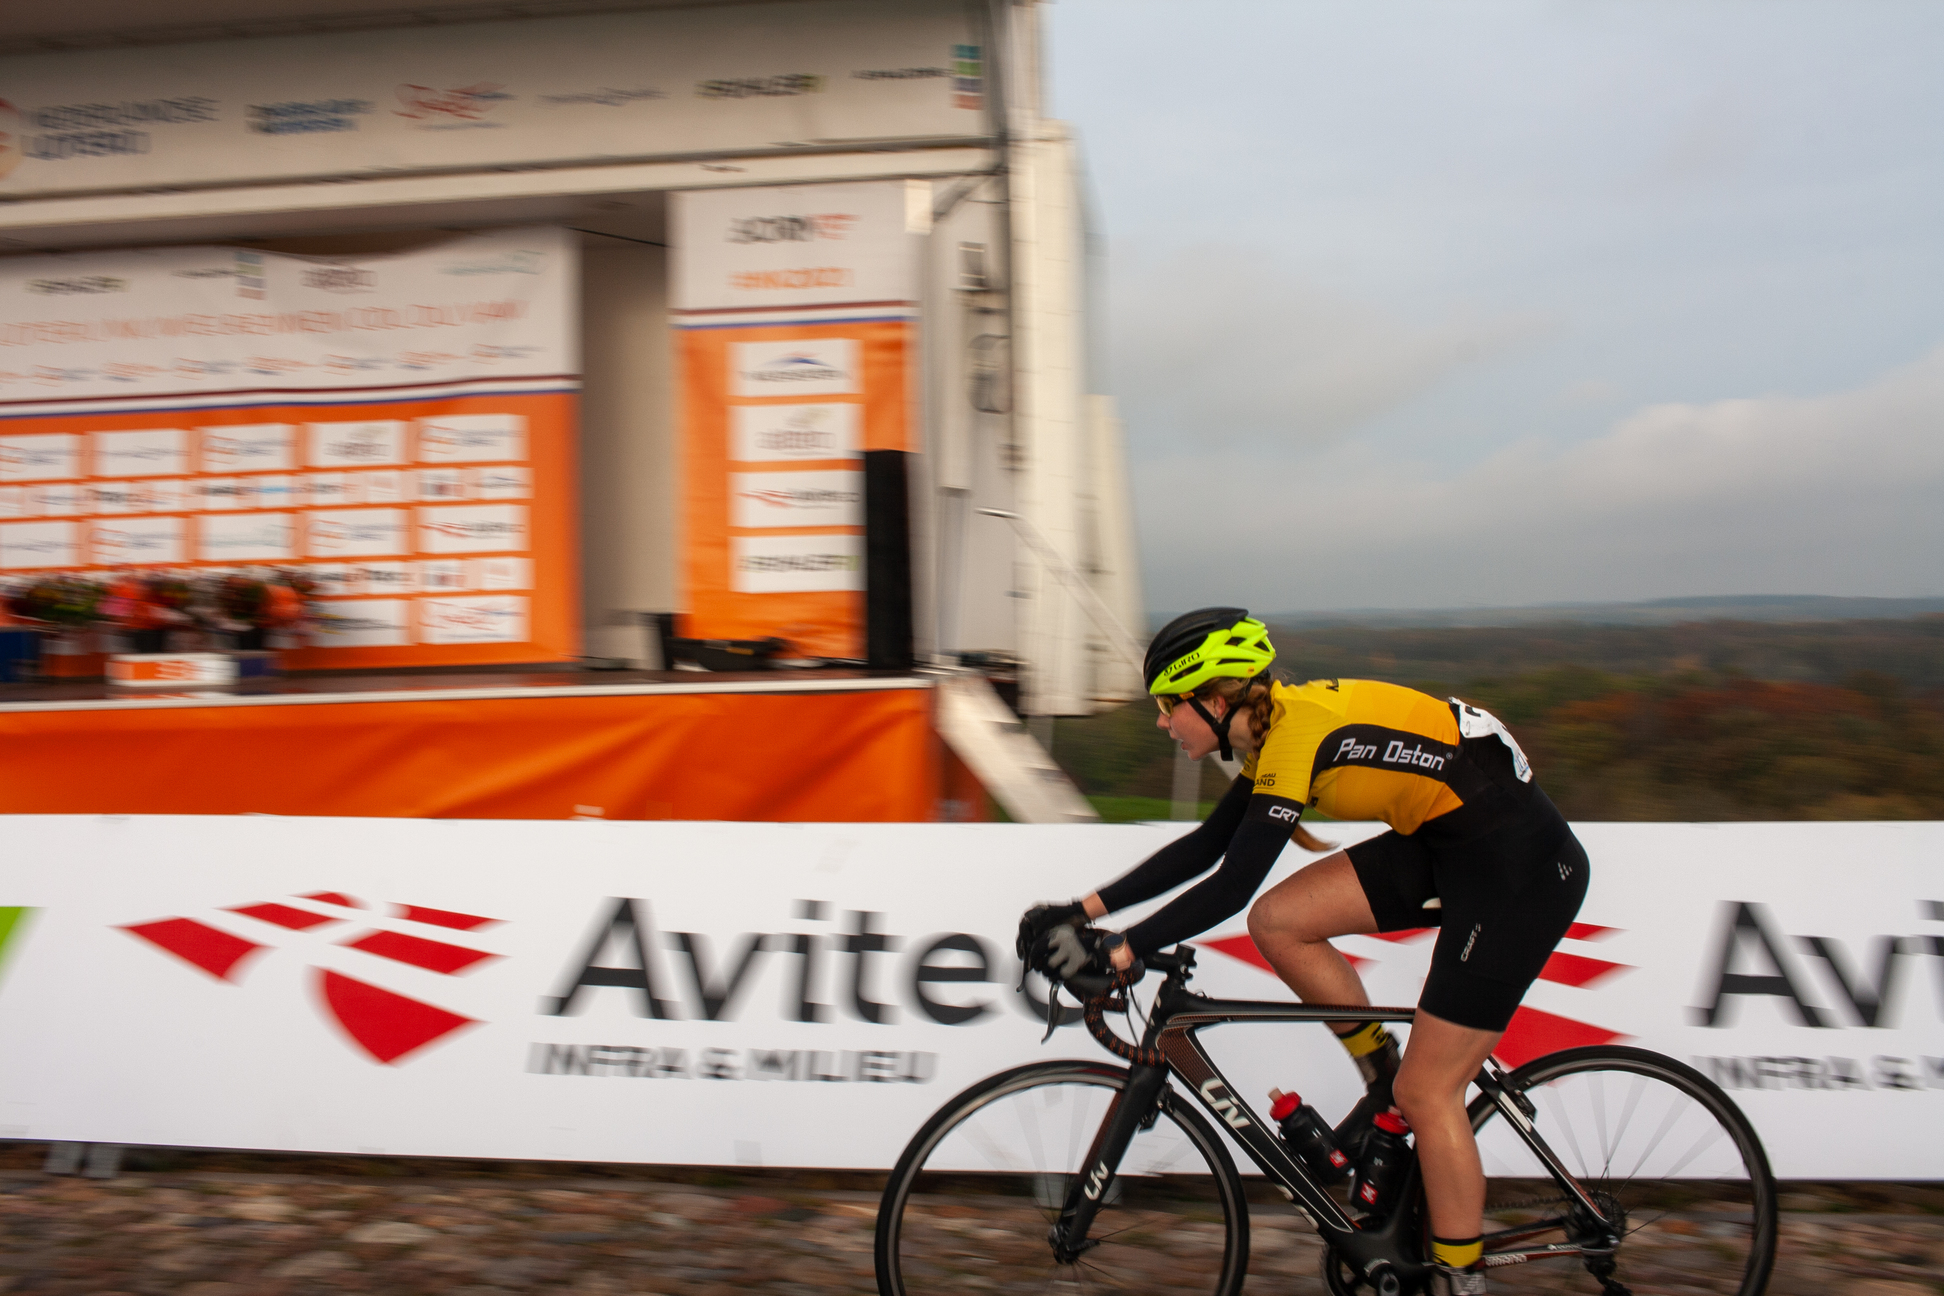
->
[[0, 667, 954, 822]]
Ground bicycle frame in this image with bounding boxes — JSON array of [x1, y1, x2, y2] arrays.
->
[[1054, 964, 1623, 1289]]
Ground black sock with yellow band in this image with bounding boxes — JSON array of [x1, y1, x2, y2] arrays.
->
[[1330, 1021, 1403, 1159], [1431, 1235, 1484, 1270], [1335, 1022, 1397, 1081]]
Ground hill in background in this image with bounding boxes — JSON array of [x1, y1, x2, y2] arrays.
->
[[1057, 611, 1944, 822], [1262, 594, 1944, 629]]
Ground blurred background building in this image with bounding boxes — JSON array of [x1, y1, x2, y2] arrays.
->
[[0, 0, 1143, 822]]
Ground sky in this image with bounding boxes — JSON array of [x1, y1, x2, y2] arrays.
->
[[1044, 0, 1944, 613]]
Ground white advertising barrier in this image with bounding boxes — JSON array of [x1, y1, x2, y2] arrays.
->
[[0, 817, 1938, 1178]]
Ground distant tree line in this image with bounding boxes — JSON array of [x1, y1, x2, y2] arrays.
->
[[1051, 617, 1944, 821]]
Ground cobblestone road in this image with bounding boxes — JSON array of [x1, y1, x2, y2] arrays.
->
[[0, 1157, 1937, 1295]]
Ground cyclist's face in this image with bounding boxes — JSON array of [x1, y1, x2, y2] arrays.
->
[[1156, 693, 1224, 760]]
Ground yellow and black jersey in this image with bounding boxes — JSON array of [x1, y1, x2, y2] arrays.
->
[[1243, 678, 1499, 834], [1103, 676, 1545, 968]]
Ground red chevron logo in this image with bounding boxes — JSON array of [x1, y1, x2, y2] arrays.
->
[[121, 892, 501, 1065], [1200, 922, 1630, 1068]]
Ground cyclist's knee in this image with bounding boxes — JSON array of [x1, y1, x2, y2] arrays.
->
[[1245, 895, 1278, 943], [1248, 891, 1310, 946], [1390, 1070, 1430, 1124], [1391, 1063, 1464, 1126]]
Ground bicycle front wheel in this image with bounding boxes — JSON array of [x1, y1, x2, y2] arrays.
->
[[1469, 1045, 1777, 1295], [875, 1059, 1249, 1296]]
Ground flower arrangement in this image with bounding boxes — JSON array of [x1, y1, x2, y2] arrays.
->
[[4, 575, 105, 629], [2, 569, 322, 646]]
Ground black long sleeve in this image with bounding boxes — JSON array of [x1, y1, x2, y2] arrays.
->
[[1095, 775, 1252, 913], [1120, 815, 1291, 955], [1092, 775, 1296, 956]]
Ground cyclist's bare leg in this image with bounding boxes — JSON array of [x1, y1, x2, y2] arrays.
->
[[1254, 858, 1503, 1242], [1391, 1007, 1501, 1241], [1246, 851, 1377, 1030]]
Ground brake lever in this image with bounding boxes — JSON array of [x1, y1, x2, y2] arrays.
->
[[1040, 980, 1063, 1043]]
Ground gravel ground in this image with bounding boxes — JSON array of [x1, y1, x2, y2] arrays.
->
[[0, 1150, 1937, 1294]]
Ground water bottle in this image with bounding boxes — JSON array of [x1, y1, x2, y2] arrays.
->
[[1348, 1109, 1412, 1222], [1268, 1088, 1350, 1183]]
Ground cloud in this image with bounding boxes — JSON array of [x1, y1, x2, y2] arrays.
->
[[1108, 248, 1551, 452], [1138, 342, 1944, 609]]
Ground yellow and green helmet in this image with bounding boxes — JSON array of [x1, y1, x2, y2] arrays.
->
[[1143, 607, 1276, 697]]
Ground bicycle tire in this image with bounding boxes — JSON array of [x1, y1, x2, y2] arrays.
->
[[1466, 1045, 1778, 1295], [875, 1059, 1250, 1296]]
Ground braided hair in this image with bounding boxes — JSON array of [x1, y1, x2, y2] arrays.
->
[[1193, 674, 1337, 854]]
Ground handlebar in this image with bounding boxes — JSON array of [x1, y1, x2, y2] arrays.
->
[[1049, 944, 1196, 1068], [1059, 961, 1143, 1003]]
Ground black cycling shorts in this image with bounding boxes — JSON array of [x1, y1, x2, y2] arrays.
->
[[1346, 787, 1588, 1033]]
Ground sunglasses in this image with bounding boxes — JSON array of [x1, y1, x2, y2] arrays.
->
[[1155, 694, 1191, 716]]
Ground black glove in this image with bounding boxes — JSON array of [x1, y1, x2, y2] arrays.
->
[[1015, 900, 1086, 961], [1040, 927, 1130, 981]]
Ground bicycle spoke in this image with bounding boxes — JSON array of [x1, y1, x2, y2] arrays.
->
[[881, 1065, 1247, 1296], [1591, 1068, 1611, 1177], [1611, 1070, 1648, 1178], [1621, 1089, 1688, 1182], [1472, 1048, 1775, 1295]]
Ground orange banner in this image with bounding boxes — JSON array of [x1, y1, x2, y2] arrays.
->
[[0, 392, 579, 668], [0, 686, 940, 821], [680, 320, 910, 660]]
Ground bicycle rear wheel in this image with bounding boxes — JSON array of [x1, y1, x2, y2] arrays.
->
[[874, 1060, 1249, 1296], [1469, 1045, 1776, 1295]]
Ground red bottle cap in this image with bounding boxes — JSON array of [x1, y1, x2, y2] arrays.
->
[[1268, 1090, 1303, 1122], [1374, 1110, 1410, 1135]]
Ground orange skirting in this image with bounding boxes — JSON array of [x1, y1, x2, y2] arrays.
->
[[0, 687, 939, 822]]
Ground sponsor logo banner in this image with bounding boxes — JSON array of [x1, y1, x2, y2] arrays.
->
[[729, 470, 862, 530], [308, 422, 407, 469], [729, 403, 860, 463], [730, 339, 860, 399], [730, 534, 864, 594], [0, 520, 79, 569], [309, 598, 410, 648], [90, 516, 186, 565], [307, 508, 408, 559], [0, 5, 978, 199], [420, 594, 528, 644], [419, 414, 526, 463], [417, 504, 528, 555], [0, 228, 573, 405], [199, 512, 298, 562], [681, 319, 906, 653], [0, 434, 81, 483], [200, 424, 294, 473], [675, 182, 915, 313], [676, 182, 912, 656], [0, 228, 577, 668], [0, 906, 30, 989], [0, 818, 1937, 1176], [91, 428, 189, 479]]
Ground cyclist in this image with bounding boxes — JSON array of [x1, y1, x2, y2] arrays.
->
[[1019, 608, 1588, 1295]]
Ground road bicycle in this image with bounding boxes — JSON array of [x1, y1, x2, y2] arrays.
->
[[874, 944, 1775, 1295]]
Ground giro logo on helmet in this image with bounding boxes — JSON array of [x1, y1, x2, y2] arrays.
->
[[1143, 606, 1276, 696]]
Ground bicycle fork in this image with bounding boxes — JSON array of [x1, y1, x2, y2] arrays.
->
[[1048, 1062, 1171, 1263]]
